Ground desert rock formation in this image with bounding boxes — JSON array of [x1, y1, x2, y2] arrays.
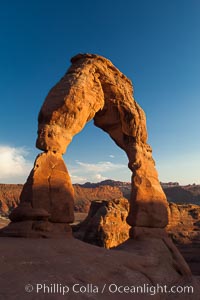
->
[[167, 202, 200, 244], [0, 184, 22, 216], [73, 200, 200, 247], [0, 53, 168, 237], [167, 203, 200, 276], [1, 181, 200, 217], [74, 184, 123, 212], [0, 183, 122, 216], [73, 198, 130, 248], [73, 199, 200, 276]]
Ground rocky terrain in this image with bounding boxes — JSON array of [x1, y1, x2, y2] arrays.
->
[[81, 180, 200, 205], [167, 202, 200, 244], [1, 194, 199, 299], [1, 179, 200, 279], [167, 202, 200, 276], [1, 236, 199, 300], [73, 184, 123, 212], [0, 184, 23, 216], [1, 181, 200, 217], [164, 184, 200, 204], [0, 54, 199, 298], [72, 199, 200, 277], [0, 183, 123, 216], [1, 196, 200, 280]]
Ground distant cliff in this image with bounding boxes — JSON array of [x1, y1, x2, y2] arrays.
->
[[0, 184, 23, 216], [78, 180, 200, 204], [0, 180, 200, 216], [0, 183, 123, 216], [73, 184, 123, 212]]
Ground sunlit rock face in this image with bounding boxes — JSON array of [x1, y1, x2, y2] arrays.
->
[[74, 199, 200, 249], [73, 198, 131, 248], [1, 54, 168, 237]]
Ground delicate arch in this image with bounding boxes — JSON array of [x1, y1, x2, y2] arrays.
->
[[3, 54, 168, 238]]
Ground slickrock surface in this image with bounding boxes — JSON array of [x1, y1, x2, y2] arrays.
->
[[1, 200, 200, 277], [0, 237, 199, 300]]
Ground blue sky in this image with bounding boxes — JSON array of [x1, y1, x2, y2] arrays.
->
[[0, 0, 199, 184]]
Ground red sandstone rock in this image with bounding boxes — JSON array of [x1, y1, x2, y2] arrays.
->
[[74, 184, 123, 212], [0, 183, 122, 216], [0, 184, 22, 216], [1, 152, 74, 237], [73, 199, 200, 276], [36, 53, 168, 229], [73, 198, 130, 248], [1, 237, 199, 300], [2, 53, 168, 236], [167, 202, 200, 244], [20, 152, 74, 223]]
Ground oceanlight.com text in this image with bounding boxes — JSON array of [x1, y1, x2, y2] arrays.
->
[[25, 283, 194, 296]]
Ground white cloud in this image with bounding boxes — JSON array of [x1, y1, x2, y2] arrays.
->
[[70, 174, 87, 184], [75, 160, 126, 173], [109, 154, 115, 158], [0, 145, 33, 183], [94, 174, 108, 181], [67, 160, 127, 183], [0, 145, 130, 185]]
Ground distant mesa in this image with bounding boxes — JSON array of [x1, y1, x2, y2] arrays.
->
[[160, 181, 180, 188], [79, 179, 131, 188], [1, 180, 200, 217]]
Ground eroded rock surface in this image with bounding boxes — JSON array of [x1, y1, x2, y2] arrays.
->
[[167, 203, 200, 276], [74, 184, 123, 212], [73, 200, 200, 247], [36, 53, 168, 228], [1, 237, 199, 300], [0, 183, 122, 216], [1, 53, 168, 237], [0, 184, 22, 216], [167, 202, 200, 244], [73, 199, 200, 276], [73, 198, 130, 248], [1, 152, 74, 237]]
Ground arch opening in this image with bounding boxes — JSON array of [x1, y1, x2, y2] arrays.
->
[[64, 120, 130, 184]]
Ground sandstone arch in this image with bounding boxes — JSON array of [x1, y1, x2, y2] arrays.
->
[[3, 54, 169, 237]]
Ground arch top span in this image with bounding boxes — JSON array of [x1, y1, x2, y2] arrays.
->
[[36, 53, 147, 157], [2, 54, 168, 238]]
